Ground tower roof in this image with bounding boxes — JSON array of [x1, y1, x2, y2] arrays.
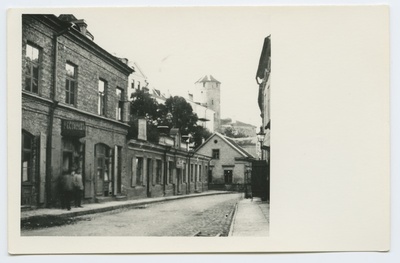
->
[[195, 75, 221, 84]]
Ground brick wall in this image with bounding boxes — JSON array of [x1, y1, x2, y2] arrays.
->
[[21, 15, 132, 207]]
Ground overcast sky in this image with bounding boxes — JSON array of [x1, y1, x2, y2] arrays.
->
[[68, 7, 271, 127]]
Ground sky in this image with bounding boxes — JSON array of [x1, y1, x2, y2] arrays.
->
[[67, 7, 271, 127]]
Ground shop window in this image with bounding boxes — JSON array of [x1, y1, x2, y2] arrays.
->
[[168, 161, 174, 184], [136, 157, 143, 185], [21, 131, 33, 183], [156, 160, 162, 184], [212, 149, 220, 159], [95, 143, 111, 196], [98, 79, 106, 116], [24, 43, 40, 93], [224, 170, 233, 184], [116, 87, 124, 121], [65, 63, 77, 105]]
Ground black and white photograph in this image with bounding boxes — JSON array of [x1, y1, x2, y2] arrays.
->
[[19, 9, 271, 237], [7, 4, 392, 256]]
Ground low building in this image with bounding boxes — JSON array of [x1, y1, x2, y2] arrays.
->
[[195, 132, 255, 192], [21, 14, 134, 208], [126, 122, 212, 199]]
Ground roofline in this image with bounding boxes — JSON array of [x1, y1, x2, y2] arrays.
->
[[194, 132, 253, 158], [27, 14, 134, 76]]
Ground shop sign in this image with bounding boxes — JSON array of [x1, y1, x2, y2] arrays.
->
[[176, 159, 184, 168], [61, 120, 86, 138]]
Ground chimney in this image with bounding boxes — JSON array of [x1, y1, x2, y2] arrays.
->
[[138, 119, 147, 141]]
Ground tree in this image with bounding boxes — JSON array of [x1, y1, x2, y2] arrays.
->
[[128, 90, 161, 143], [130, 89, 159, 119], [192, 126, 213, 148], [223, 126, 249, 138], [162, 96, 198, 135]]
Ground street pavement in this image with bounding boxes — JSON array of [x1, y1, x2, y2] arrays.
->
[[21, 192, 242, 236], [21, 190, 230, 223], [229, 197, 269, 236], [21, 191, 270, 237]]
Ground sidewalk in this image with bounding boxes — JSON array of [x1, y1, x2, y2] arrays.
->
[[229, 197, 270, 236], [21, 190, 231, 223]]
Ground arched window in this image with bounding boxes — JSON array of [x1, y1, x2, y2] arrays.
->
[[21, 131, 33, 183]]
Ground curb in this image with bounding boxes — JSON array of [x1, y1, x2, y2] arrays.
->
[[227, 200, 240, 236], [21, 191, 235, 223]]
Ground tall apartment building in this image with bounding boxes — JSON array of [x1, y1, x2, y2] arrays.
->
[[21, 14, 133, 208]]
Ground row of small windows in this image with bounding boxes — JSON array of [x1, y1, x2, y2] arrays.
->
[[134, 157, 207, 186], [23, 43, 124, 122]]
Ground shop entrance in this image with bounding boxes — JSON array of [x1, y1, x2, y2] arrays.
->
[[95, 143, 111, 197], [62, 138, 84, 175]]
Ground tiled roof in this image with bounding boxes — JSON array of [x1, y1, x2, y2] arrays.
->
[[224, 136, 255, 159], [195, 75, 221, 84], [195, 132, 255, 159]]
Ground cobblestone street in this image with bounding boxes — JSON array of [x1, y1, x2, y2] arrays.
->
[[21, 193, 242, 236]]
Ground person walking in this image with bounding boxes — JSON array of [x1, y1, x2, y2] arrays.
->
[[62, 168, 75, 211], [73, 167, 84, 208]]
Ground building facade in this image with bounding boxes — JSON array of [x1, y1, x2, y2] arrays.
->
[[126, 124, 212, 199], [195, 132, 254, 192], [256, 36, 271, 162], [21, 14, 134, 208]]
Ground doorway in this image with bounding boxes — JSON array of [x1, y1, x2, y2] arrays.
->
[[146, 159, 152, 197], [95, 143, 111, 196]]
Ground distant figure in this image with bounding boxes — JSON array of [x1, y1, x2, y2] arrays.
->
[[61, 168, 75, 210], [73, 168, 84, 208]]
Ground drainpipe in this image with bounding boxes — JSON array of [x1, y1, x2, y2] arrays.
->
[[45, 23, 73, 207]]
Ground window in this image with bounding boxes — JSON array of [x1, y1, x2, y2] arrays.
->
[[156, 160, 162, 184], [147, 159, 153, 185], [138, 81, 141, 90], [135, 157, 143, 185], [65, 63, 76, 105], [183, 164, 186, 183], [194, 164, 198, 182], [116, 87, 124, 121], [208, 169, 213, 183], [98, 79, 106, 115], [190, 164, 194, 182], [131, 79, 135, 90], [203, 82, 205, 87], [24, 43, 40, 93], [224, 170, 233, 184], [212, 100, 214, 105], [21, 132, 33, 183], [212, 149, 220, 159], [199, 166, 202, 182], [168, 161, 174, 184]]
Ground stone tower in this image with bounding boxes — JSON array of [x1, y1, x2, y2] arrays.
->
[[193, 75, 221, 130]]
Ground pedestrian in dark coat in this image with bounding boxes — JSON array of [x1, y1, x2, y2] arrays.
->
[[73, 168, 84, 208], [62, 168, 75, 210]]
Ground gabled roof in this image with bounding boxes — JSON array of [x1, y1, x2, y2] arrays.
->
[[195, 75, 221, 84], [195, 132, 255, 159]]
